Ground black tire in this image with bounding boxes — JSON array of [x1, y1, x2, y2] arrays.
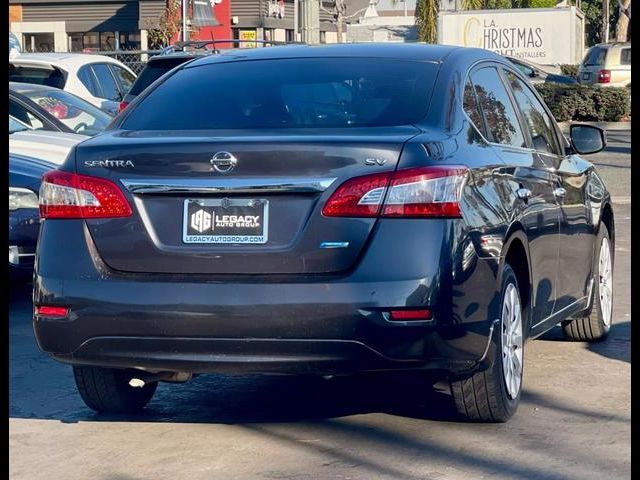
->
[[562, 225, 613, 342], [73, 366, 157, 413], [450, 264, 523, 422]]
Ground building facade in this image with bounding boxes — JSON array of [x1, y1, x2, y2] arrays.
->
[[8, 0, 352, 52], [8, 0, 245, 52]]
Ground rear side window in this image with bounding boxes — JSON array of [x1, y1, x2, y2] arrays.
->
[[469, 67, 526, 148], [9, 64, 66, 89], [121, 58, 438, 130], [620, 48, 631, 65], [505, 71, 561, 156], [78, 65, 99, 96], [463, 79, 487, 138], [582, 47, 607, 66]]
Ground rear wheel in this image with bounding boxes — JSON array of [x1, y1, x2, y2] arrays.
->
[[450, 263, 523, 422], [73, 366, 157, 413], [562, 225, 613, 341]]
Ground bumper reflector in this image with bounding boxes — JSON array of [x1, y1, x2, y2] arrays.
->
[[35, 306, 69, 318], [389, 309, 432, 321]]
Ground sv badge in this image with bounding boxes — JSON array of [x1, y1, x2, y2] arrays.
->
[[365, 158, 387, 166]]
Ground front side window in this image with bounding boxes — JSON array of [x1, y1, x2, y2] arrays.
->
[[505, 71, 561, 156], [121, 58, 439, 130], [110, 65, 136, 94], [469, 67, 526, 148]]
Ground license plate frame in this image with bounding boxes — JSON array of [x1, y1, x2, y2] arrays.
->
[[182, 198, 269, 244]]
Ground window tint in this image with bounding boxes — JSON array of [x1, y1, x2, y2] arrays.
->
[[110, 65, 136, 94], [506, 71, 561, 155], [621, 48, 631, 65], [90, 63, 121, 101], [469, 67, 526, 148], [121, 58, 438, 130], [9, 64, 66, 89], [512, 60, 534, 78], [78, 66, 99, 96], [463, 79, 487, 137], [582, 47, 607, 66]]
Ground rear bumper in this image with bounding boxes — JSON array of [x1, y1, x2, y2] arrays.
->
[[34, 220, 502, 376], [9, 208, 39, 277]]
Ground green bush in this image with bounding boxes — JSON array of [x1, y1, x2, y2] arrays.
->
[[534, 84, 630, 122], [559, 64, 579, 78]]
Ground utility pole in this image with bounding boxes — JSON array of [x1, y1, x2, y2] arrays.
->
[[182, 0, 188, 42], [294, 0, 299, 41], [300, 0, 320, 44], [603, 0, 610, 42]]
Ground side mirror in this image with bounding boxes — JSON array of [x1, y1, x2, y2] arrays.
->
[[530, 69, 539, 78], [569, 124, 606, 155]]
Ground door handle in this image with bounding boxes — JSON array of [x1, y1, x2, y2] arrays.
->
[[516, 188, 531, 200], [553, 187, 567, 198]]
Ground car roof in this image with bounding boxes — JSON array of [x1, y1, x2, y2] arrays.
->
[[9, 52, 132, 71], [186, 43, 467, 69]]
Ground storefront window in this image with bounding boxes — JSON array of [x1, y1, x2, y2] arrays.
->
[[23, 33, 54, 52], [100, 32, 116, 51], [82, 32, 99, 51], [119, 32, 141, 50], [68, 33, 83, 52]]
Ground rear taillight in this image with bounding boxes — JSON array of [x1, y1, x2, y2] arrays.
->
[[597, 69, 611, 83], [39, 170, 132, 219], [322, 166, 467, 218], [118, 101, 129, 112]]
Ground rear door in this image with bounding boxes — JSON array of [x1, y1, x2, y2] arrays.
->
[[75, 56, 438, 275], [467, 64, 560, 325]]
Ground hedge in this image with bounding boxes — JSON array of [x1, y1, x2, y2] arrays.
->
[[559, 64, 579, 78], [534, 83, 630, 122]]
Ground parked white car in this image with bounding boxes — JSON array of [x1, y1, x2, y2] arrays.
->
[[9, 53, 137, 115], [9, 115, 85, 165]]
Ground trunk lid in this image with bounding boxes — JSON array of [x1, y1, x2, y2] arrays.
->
[[76, 127, 418, 275]]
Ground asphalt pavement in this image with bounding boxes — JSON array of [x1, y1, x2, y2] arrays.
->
[[9, 131, 631, 480]]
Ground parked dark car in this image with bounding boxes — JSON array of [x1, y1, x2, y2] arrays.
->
[[34, 44, 614, 422], [10, 153, 55, 280], [119, 39, 285, 112], [506, 56, 578, 85], [10, 82, 112, 136]]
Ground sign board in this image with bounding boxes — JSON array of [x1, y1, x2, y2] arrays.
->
[[239, 30, 257, 48], [438, 7, 585, 65]]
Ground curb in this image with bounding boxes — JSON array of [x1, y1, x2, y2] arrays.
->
[[559, 121, 631, 132]]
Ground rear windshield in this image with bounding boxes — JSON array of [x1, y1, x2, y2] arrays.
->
[[128, 58, 191, 96], [9, 64, 66, 89], [582, 47, 607, 67], [121, 58, 438, 130]]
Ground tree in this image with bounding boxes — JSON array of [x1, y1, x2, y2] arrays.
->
[[615, 0, 631, 41], [148, 0, 183, 49], [319, 0, 372, 43], [415, 0, 439, 43]]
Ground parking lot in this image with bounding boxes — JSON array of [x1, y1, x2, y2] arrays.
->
[[9, 130, 630, 480]]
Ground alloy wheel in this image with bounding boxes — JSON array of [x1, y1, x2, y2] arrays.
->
[[501, 283, 523, 399]]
